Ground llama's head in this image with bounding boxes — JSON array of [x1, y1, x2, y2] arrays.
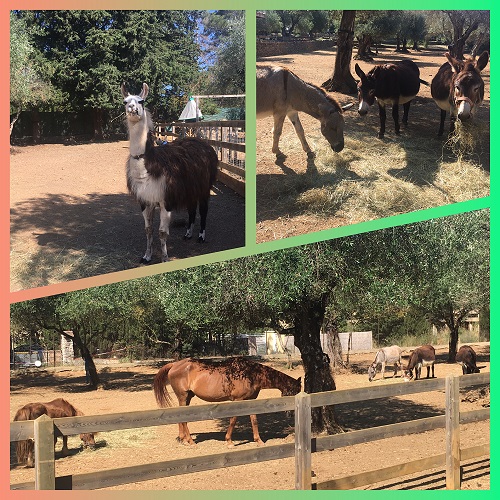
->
[[121, 83, 149, 122]]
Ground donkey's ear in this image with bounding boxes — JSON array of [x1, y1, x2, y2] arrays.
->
[[476, 51, 489, 72], [354, 63, 365, 80], [121, 83, 129, 99], [445, 52, 461, 74], [139, 83, 149, 100]]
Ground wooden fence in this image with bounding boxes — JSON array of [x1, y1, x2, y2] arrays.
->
[[155, 120, 245, 197], [10, 373, 489, 490]]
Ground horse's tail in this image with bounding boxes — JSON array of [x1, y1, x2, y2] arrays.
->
[[153, 363, 175, 407]]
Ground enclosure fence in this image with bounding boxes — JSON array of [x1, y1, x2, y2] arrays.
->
[[10, 373, 489, 490], [155, 120, 245, 197]]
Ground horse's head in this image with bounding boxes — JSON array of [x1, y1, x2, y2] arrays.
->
[[446, 51, 489, 121], [283, 376, 302, 396], [17, 438, 35, 467], [80, 432, 96, 450], [121, 82, 149, 122]]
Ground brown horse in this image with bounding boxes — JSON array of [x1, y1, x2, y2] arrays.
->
[[13, 398, 96, 467], [153, 357, 301, 446]]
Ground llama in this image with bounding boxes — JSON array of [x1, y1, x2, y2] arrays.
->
[[122, 83, 219, 263]]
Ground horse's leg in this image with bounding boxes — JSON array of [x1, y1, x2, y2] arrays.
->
[[61, 436, 69, 457], [158, 203, 172, 263], [249, 414, 265, 446], [184, 203, 197, 240], [377, 102, 387, 138], [225, 416, 238, 447], [287, 110, 314, 158], [140, 203, 155, 264], [177, 392, 196, 445], [272, 112, 286, 159], [392, 103, 400, 135], [197, 197, 209, 243]]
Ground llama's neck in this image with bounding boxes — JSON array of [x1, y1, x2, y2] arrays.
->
[[127, 118, 150, 157]]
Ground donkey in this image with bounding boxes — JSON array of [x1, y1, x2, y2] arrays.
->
[[257, 64, 352, 159], [368, 345, 403, 382], [354, 60, 422, 138], [430, 51, 489, 136], [456, 345, 481, 375], [403, 344, 436, 381], [122, 83, 219, 263]]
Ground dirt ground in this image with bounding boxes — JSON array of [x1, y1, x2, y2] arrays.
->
[[256, 46, 490, 243], [10, 140, 245, 292], [10, 344, 490, 490]]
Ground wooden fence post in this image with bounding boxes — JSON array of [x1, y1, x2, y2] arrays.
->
[[34, 414, 55, 490], [446, 375, 460, 489], [295, 391, 312, 490]]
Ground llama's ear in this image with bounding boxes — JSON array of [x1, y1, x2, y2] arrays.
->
[[140, 83, 149, 100], [121, 83, 129, 99]]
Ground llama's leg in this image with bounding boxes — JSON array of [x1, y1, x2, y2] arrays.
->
[[184, 204, 197, 240], [140, 203, 155, 264], [198, 197, 209, 242], [287, 110, 314, 158], [158, 203, 172, 262]]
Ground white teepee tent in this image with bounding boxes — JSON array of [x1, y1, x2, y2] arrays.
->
[[179, 96, 202, 121]]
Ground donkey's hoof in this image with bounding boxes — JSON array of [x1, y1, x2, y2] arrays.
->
[[183, 234, 192, 240], [198, 236, 205, 243], [307, 151, 316, 159], [140, 257, 152, 265]]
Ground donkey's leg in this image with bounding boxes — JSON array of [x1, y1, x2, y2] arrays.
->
[[377, 102, 387, 138], [272, 113, 287, 159], [140, 203, 155, 264], [392, 103, 400, 135], [197, 197, 209, 243], [158, 203, 172, 263], [287, 110, 314, 158], [381, 361, 386, 379], [402, 101, 411, 127]]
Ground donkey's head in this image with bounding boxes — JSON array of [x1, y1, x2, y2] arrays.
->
[[121, 83, 149, 122], [367, 363, 378, 382], [446, 51, 489, 121]]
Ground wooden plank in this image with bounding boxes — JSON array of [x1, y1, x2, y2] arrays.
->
[[10, 420, 33, 441], [34, 415, 55, 490], [217, 170, 245, 197], [460, 408, 490, 424], [207, 139, 245, 152], [310, 377, 445, 408], [316, 453, 447, 490], [219, 161, 245, 178], [315, 415, 445, 452], [460, 443, 490, 461], [60, 442, 295, 490], [170, 120, 245, 128], [295, 392, 311, 490], [446, 375, 461, 489], [458, 372, 490, 388]]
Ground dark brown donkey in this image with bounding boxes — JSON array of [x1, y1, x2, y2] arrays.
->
[[456, 345, 481, 375], [153, 357, 301, 446], [13, 398, 96, 467], [403, 344, 436, 381], [355, 60, 422, 138], [430, 51, 489, 136]]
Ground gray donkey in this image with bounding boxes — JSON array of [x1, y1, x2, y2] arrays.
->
[[368, 345, 403, 382]]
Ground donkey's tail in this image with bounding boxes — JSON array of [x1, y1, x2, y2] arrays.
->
[[153, 363, 175, 407], [419, 78, 430, 86]]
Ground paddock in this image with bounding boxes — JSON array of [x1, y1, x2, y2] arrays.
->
[[10, 344, 490, 490], [10, 139, 245, 292], [256, 45, 490, 243]]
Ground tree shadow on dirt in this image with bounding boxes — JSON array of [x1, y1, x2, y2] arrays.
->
[[10, 181, 245, 291]]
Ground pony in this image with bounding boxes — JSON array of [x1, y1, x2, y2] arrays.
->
[[122, 83, 219, 263], [153, 357, 301, 446], [13, 398, 96, 467]]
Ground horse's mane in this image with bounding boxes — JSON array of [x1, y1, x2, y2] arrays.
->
[[282, 66, 343, 112]]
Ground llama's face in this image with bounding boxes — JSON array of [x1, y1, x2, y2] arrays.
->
[[121, 83, 149, 122]]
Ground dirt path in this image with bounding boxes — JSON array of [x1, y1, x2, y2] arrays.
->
[[10, 140, 245, 292], [256, 46, 490, 243], [10, 345, 489, 490]]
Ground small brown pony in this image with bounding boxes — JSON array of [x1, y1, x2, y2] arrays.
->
[[13, 398, 96, 467], [153, 357, 301, 446]]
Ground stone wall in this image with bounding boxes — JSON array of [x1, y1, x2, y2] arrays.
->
[[257, 39, 335, 58]]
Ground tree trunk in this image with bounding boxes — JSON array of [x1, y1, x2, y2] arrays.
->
[[355, 34, 373, 61], [10, 108, 22, 137], [93, 108, 104, 140], [448, 326, 459, 363], [321, 10, 357, 94], [293, 299, 342, 434], [68, 331, 101, 389]]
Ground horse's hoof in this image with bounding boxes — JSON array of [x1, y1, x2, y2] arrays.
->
[[256, 440, 266, 447]]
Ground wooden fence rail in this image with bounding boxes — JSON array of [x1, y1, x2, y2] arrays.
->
[[10, 373, 489, 490], [155, 120, 245, 197]]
